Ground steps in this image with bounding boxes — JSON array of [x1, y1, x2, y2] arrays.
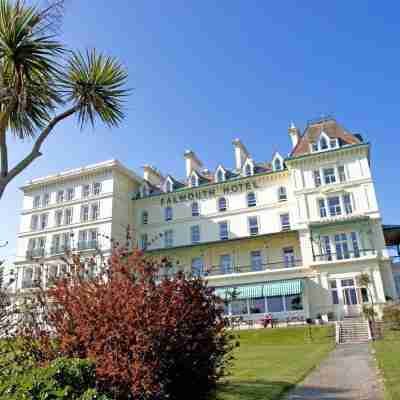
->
[[339, 318, 370, 344]]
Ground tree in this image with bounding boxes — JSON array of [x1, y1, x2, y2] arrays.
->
[[0, 0, 129, 200]]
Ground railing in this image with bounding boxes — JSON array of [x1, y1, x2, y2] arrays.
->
[[77, 240, 98, 250], [50, 245, 71, 255], [313, 249, 376, 262], [26, 242, 99, 260], [26, 248, 45, 259], [192, 259, 303, 277]]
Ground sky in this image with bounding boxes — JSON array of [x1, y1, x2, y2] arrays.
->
[[1, 0, 400, 266]]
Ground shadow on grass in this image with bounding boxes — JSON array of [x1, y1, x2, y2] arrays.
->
[[216, 380, 352, 400]]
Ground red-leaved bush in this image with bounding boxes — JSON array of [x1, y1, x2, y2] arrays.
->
[[39, 248, 234, 400]]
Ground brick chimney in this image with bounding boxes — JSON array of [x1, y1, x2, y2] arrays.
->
[[143, 165, 163, 187]]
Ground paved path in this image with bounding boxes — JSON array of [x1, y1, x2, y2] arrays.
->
[[286, 343, 384, 400]]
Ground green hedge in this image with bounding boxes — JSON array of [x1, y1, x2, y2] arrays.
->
[[0, 357, 111, 400]]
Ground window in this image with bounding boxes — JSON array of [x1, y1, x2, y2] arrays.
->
[[278, 187, 287, 201], [335, 233, 350, 260], [164, 230, 173, 248], [33, 195, 41, 209], [244, 163, 252, 177], [313, 170, 322, 187], [64, 208, 73, 225], [89, 229, 98, 244], [274, 158, 282, 171], [322, 235, 332, 261], [343, 194, 353, 214], [190, 174, 198, 187], [329, 280, 339, 304], [78, 230, 88, 246], [191, 257, 204, 277], [248, 216, 259, 236], [43, 193, 50, 207], [283, 247, 295, 268], [51, 235, 61, 254], [91, 203, 99, 220], [191, 202, 200, 217], [93, 182, 101, 195], [82, 184, 90, 198], [323, 168, 336, 184], [328, 196, 341, 216], [311, 143, 319, 152], [285, 295, 303, 311], [267, 296, 284, 312], [249, 297, 266, 314], [219, 221, 229, 240], [140, 234, 148, 250], [330, 139, 338, 148], [28, 238, 37, 251], [338, 165, 346, 182], [22, 267, 33, 288], [40, 213, 48, 230], [231, 299, 248, 315], [218, 197, 227, 212], [350, 232, 360, 258], [319, 199, 327, 218], [250, 250, 263, 272], [62, 233, 71, 250], [57, 190, 64, 203], [31, 215, 39, 231], [47, 265, 58, 285], [164, 206, 173, 221], [81, 205, 89, 222], [66, 188, 75, 201], [247, 192, 257, 207], [190, 225, 200, 244], [55, 210, 63, 226], [142, 211, 148, 225], [219, 254, 232, 274], [216, 169, 225, 183], [280, 213, 290, 231], [320, 136, 328, 150]]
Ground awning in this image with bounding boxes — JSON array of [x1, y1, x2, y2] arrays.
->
[[213, 279, 303, 300], [263, 279, 304, 297]]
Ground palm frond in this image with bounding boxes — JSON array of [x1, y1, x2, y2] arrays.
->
[[59, 49, 129, 129]]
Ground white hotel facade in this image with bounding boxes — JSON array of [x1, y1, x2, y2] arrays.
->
[[13, 118, 400, 321]]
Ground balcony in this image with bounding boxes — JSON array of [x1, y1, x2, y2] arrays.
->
[[26, 248, 45, 259], [192, 259, 303, 278], [313, 249, 376, 263], [77, 240, 98, 251]]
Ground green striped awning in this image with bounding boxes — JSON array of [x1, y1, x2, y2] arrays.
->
[[263, 279, 304, 297], [214, 285, 263, 299]]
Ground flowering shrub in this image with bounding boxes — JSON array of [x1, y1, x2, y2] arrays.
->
[[38, 248, 234, 400]]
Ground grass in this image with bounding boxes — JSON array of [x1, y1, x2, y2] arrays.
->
[[373, 328, 400, 400], [216, 325, 335, 400]]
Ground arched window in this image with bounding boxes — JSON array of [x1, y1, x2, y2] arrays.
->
[[218, 197, 227, 212], [141, 211, 148, 225], [320, 136, 328, 150], [247, 192, 257, 207], [274, 158, 282, 171], [278, 186, 287, 201], [216, 169, 225, 183], [245, 163, 253, 177], [192, 202, 200, 217], [165, 206, 173, 221], [190, 174, 198, 187]]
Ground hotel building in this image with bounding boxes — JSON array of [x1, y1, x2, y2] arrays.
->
[[13, 118, 400, 321]]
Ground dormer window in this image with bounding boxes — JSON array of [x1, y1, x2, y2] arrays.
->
[[311, 132, 339, 153], [320, 136, 328, 150], [272, 153, 284, 172], [215, 166, 226, 183], [189, 172, 199, 187], [165, 177, 174, 193], [243, 159, 254, 177]]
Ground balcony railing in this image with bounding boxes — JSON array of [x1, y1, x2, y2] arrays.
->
[[77, 240, 98, 251], [26, 248, 45, 259], [25, 242, 99, 260], [50, 245, 71, 255], [313, 249, 376, 262]]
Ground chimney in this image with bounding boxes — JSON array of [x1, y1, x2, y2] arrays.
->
[[288, 122, 301, 148], [143, 165, 163, 187], [232, 138, 250, 170], [184, 150, 203, 177]]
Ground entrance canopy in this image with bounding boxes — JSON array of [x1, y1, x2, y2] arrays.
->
[[214, 279, 304, 300]]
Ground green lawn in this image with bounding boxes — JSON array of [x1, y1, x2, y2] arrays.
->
[[216, 325, 335, 400], [373, 328, 400, 400]]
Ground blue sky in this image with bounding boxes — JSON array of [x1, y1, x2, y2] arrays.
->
[[1, 0, 400, 264]]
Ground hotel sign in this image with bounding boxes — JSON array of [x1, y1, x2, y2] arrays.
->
[[160, 180, 261, 206]]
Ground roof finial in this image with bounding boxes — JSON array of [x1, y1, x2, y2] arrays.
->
[[290, 121, 296, 129]]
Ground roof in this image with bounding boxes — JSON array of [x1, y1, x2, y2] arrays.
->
[[291, 118, 362, 157]]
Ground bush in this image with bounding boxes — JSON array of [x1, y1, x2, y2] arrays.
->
[[383, 304, 400, 329], [0, 357, 111, 400], [38, 249, 233, 400]]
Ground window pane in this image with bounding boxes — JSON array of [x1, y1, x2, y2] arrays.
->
[[285, 295, 303, 311], [247, 192, 256, 207], [328, 196, 341, 216], [331, 290, 339, 305], [314, 170, 321, 187], [323, 168, 336, 184], [192, 202, 199, 216], [283, 247, 295, 268], [249, 298, 265, 314], [267, 296, 284, 312], [248, 216, 259, 235], [219, 254, 232, 274], [191, 225, 200, 243], [219, 222, 229, 240], [343, 194, 352, 214], [280, 214, 290, 230], [338, 165, 346, 182], [319, 199, 327, 218], [250, 250, 263, 271], [278, 187, 287, 201], [231, 299, 248, 315], [218, 197, 227, 212]]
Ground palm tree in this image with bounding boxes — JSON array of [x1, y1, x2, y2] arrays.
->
[[0, 0, 129, 199]]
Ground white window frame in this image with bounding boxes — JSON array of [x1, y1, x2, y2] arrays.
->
[[280, 213, 290, 231], [164, 229, 174, 248], [64, 208, 73, 225], [248, 216, 259, 236], [189, 172, 199, 188], [217, 197, 228, 212], [219, 221, 229, 240], [310, 132, 339, 153], [278, 186, 287, 202], [93, 182, 102, 196], [55, 210, 63, 226], [90, 202, 100, 220], [81, 204, 89, 222], [191, 202, 200, 217], [247, 192, 257, 207], [215, 166, 226, 183], [31, 214, 39, 231], [164, 206, 173, 221], [190, 225, 201, 244], [164, 177, 174, 193], [243, 159, 254, 177], [33, 195, 41, 209], [272, 153, 284, 172]]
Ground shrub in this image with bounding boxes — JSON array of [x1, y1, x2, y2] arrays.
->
[[0, 357, 111, 400], [38, 249, 233, 400], [383, 304, 400, 329]]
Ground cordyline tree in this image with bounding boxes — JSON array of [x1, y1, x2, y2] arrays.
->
[[27, 243, 235, 400], [0, 0, 129, 200]]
